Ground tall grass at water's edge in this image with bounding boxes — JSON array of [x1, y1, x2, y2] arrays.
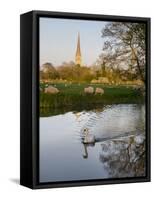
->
[[40, 84, 144, 110]]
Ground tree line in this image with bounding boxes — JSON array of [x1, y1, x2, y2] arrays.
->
[[40, 22, 146, 84]]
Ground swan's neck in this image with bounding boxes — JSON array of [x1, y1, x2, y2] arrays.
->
[[84, 130, 89, 136]]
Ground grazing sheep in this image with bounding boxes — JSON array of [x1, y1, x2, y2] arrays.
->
[[132, 85, 140, 90], [95, 87, 104, 95], [133, 85, 145, 96], [84, 86, 94, 94], [44, 86, 59, 94], [98, 77, 109, 84]]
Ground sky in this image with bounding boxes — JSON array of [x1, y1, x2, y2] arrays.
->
[[39, 17, 107, 67]]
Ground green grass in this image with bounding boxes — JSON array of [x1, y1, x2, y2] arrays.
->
[[40, 83, 144, 112]]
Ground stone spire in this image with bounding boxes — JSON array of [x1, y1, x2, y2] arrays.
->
[[75, 33, 82, 66]]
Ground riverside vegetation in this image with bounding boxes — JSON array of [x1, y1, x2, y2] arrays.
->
[[40, 82, 144, 117]]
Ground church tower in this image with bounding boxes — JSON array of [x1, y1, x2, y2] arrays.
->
[[75, 33, 82, 66]]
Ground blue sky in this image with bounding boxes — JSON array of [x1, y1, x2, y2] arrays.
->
[[39, 17, 107, 66]]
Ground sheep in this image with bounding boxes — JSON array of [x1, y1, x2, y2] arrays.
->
[[84, 86, 94, 94], [44, 86, 59, 94], [95, 87, 104, 95], [133, 85, 145, 96], [132, 85, 140, 90]]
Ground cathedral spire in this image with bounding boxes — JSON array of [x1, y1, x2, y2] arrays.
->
[[75, 32, 82, 66]]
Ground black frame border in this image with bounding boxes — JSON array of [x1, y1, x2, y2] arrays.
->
[[21, 10, 151, 189]]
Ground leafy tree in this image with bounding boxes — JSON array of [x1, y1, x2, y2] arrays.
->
[[40, 63, 59, 80], [101, 22, 146, 82]]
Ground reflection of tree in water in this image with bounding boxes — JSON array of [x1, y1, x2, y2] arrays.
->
[[99, 133, 146, 178]]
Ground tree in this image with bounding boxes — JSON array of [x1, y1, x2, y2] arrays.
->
[[40, 63, 59, 80], [101, 22, 146, 82]]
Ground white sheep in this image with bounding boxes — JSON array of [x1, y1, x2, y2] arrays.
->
[[44, 86, 59, 94], [84, 86, 94, 94], [95, 87, 104, 95]]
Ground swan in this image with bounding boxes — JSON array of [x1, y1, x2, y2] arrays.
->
[[83, 128, 95, 144]]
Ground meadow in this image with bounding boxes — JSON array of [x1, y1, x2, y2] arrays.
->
[[40, 83, 144, 116]]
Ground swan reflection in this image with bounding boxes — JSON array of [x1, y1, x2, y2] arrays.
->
[[40, 104, 146, 182]]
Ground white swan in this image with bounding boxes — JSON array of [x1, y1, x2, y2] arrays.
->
[[83, 128, 95, 144]]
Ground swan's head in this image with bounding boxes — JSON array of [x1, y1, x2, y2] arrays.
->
[[83, 128, 89, 134]]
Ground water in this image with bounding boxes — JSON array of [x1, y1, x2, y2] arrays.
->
[[39, 104, 145, 182]]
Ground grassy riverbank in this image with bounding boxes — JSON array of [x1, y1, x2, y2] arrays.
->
[[40, 83, 144, 113]]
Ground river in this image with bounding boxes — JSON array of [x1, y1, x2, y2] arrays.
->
[[39, 104, 145, 182]]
